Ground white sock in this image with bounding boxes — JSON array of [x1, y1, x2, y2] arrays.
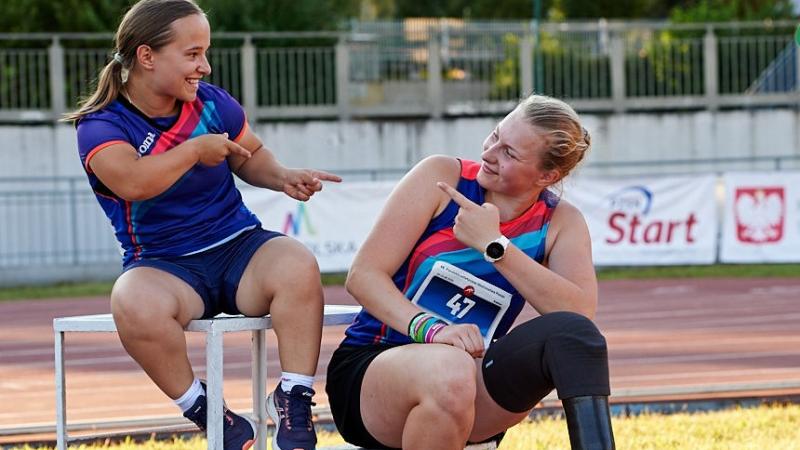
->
[[175, 378, 205, 412], [280, 372, 314, 393]]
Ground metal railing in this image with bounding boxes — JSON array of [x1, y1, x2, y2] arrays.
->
[[579, 154, 800, 177], [0, 177, 121, 267], [1, 155, 797, 270], [0, 20, 798, 122]]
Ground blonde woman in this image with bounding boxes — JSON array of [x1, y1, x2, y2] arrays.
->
[[326, 96, 615, 450]]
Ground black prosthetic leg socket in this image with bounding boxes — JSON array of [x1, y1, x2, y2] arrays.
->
[[562, 396, 616, 450]]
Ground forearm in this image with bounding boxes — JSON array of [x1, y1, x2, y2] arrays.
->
[[494, 245, 597, 318], [345, 266, 422, 336], [233, 147, 287, 191], [115, 142, 199, 201]]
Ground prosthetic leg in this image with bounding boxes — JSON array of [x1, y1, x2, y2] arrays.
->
[[481, 312, 616, 450], [562, 395, 616, 450]]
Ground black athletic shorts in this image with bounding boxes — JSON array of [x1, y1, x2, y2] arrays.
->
[[326, 342, 507, 449], [325, 343, 400, 450]]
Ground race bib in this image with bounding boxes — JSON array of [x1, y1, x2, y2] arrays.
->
[[410, 261, 512, 348]]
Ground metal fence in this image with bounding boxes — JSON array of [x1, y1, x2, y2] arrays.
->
[[2, 156, 798, 271], [0, 19, 798, 122], [0, 178, 120, 267], [0, 168, 410, 270]]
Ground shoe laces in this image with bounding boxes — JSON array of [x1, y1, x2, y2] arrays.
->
[[186, 403, 207, 432], [185, 402, 236, 433], [188, 381, 238, 433], [283, 390, 316, 431]]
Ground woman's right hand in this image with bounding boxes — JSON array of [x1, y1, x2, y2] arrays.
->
[[191, 133, 251, 167], [431, 323, 485, 358]]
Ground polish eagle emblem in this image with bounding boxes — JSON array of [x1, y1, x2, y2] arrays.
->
[[734, 187, 784, 243]]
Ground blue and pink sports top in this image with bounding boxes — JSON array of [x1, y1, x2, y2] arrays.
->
[[342, 159, 559, 347], [76, 82, 260, 266]]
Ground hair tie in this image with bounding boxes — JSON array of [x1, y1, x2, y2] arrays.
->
[[113, 52, 124, 64]]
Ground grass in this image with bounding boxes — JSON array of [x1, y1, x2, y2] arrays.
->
[[1, 264, 798, 303], [502, 403, 800, 450], [0, 282, 114, 302], [595, 263, 800, 280], [0, 274, 347, 302], [8, 403, 800, 449]]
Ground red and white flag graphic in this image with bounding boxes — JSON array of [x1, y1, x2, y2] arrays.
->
[[734, 187, 784, 244]]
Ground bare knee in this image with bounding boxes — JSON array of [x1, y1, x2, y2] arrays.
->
[[111, 285, 175, 335], [274, 243, 323, 301], [421, 349, 477, 422]]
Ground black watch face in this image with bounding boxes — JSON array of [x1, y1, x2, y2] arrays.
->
[[486, 242, 505, 259]]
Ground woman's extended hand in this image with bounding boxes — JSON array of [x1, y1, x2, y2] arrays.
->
[[192, 133, 252, 167], [431, 323, 485, 358], [282, 169, 342, 201], [437, 182, 501, 251]]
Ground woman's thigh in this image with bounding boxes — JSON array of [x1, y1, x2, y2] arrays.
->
[[360, 343, 477, 447], [359, 343, 535, 446], [234, 235, 322, 316], [112, 266, 205, 327]]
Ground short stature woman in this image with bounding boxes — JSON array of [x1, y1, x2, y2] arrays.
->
[[66, 1, 338, 449]]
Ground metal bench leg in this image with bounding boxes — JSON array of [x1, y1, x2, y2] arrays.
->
[[206, 328, 224, 450], [55, 330, 67, 450], [252, 329, 267, 450]]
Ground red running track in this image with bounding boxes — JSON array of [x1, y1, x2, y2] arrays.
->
[[1, 278, 799, 437]]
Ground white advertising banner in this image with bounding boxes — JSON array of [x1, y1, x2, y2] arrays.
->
[[240, 181, 395, 272], [564, 175, 718, 265], [720, 171, 800, 263], [241, 174, 721, 271]]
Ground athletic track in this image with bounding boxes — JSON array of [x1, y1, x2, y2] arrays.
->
[[1, 277, 799, 442]]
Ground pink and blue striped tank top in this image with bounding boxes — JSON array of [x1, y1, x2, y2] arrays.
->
[[342, 159, 559, 346]]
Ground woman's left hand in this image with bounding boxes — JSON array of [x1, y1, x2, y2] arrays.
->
[[437, 182, 501, 251], [283, 169, 342, 201]]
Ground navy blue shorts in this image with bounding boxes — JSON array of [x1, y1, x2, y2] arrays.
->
[[122, 228, 283, 318]]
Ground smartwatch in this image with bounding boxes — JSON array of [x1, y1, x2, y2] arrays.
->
[[483, 235, 510, 263]]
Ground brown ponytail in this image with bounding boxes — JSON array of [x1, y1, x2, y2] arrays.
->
[[62, 55, 126, 122]]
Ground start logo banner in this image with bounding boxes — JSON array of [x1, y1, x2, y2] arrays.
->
[[720, 172, 800, 263], [240, 172, 799, 270], [240, 181, 394, 272], [564, 175, 718, 265]]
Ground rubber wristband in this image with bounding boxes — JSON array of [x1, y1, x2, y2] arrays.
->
[[407, 312, 426, 337], [425, 322, 447, 343], [412, 315, 436, 343], [412, 315, 448, 343]]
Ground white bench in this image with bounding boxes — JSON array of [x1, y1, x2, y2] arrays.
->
[[53, 304, 362, 450]]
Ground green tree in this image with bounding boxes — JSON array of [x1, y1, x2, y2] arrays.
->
[[669, 0, 795, 22], [361, 0, 795, 20], [202, 0, 360, 31], [551, 0, 678, 19], [0, 0, 361, 33], [0, 0, 127, 32], [390, 0, 545, 19]]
